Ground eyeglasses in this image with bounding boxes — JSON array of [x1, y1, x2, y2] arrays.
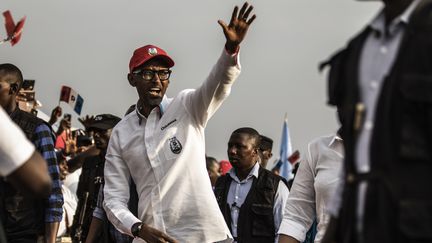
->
[[132, 69, 172, 81]]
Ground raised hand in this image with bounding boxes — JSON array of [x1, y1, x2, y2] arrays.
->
[[78, 115, 95, 132], [218, 2, 256, 53], [48, 106, 62, 126]]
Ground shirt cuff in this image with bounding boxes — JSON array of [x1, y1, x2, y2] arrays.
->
[[93, 207, 106, 220], [277, 219, 307, 242]]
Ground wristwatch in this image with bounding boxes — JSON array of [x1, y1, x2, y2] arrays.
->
[[131, 222, 142, 238]]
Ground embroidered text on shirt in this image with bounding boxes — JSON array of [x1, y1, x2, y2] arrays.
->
[[161, 119, 177, 130]]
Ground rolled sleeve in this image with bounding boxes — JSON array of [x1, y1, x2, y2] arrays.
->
[[274, 181, 290, 243], [93, 185, 106, 220], [277, 147, 316, 242]]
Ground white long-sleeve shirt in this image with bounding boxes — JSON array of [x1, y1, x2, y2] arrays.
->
[[278, 134, 343, 243], [104, 49, 240, 243]]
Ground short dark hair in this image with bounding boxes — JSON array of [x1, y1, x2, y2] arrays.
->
[[231, 127, 261, 148], [206, 156, 219, 171], [259, 135, 273, 151], [0, 63, 24, 88]]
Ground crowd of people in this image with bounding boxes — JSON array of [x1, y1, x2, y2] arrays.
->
[[1, 0, 432, 243]]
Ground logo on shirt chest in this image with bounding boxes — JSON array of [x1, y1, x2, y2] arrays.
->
[[169, 136, 182, 154]]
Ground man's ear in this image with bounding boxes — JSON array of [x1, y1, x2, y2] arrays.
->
[[9, 83, 19, 95], [127, 74, 136, 87]]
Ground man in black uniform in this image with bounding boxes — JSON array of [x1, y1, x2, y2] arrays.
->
[[0, 63, 63, 243], [214, 127, 289, 243], [71, 114, 120, 243], [322, 0, 432, 242]]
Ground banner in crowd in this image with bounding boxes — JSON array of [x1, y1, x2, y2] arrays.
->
[[59, 85, 84, 115], [279, 114, 293, 180], [1, 10, 26, 46]]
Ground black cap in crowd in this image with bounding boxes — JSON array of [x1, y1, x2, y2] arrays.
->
[[88, 114, 121, 130]]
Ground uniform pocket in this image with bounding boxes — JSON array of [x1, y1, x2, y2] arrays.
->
[[398, 75, 432, 161], [251, 204, 274, 237], [398, 199, 432, 240]]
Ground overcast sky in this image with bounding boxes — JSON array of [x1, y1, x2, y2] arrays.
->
[[1, 0, 382, 167]]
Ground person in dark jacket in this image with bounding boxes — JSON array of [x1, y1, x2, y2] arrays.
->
[[0, 63, 63, 243], [214, 127, 289, 243], [70, 114, 120, 243], [321, 1, 432, 243]]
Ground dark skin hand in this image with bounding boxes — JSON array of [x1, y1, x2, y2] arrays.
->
[[78, 115, 96, 132], [218, 2, 256, 54], [138, 224, 178, 243], [135, 2, 256, 243], [48, 106, 62, 126]]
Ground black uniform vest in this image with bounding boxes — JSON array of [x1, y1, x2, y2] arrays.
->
[[322, 1, 432, 242], [0, 109, 51, 239], [214, 167, 281, 243]]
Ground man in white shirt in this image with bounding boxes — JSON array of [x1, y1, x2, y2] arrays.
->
[[103, 2, 256, 243], [214, 127, 289, 243]]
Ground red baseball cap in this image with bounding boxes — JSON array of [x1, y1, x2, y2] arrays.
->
[[219, 160, 233, 175], [129, 45, 175, 72]]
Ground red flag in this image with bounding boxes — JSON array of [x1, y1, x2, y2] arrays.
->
[[288, 150, 300, 164], [59, 86, 71, 103], [2, 10, 26, 46]]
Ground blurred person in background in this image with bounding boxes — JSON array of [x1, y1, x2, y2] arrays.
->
[[0, 63, 63, 243]]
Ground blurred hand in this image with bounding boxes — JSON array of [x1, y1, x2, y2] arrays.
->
[[138, 224, 178, 243], [64, 129, 77, 156], [78, 115, 95, 131], [48, 106, 62, 125]]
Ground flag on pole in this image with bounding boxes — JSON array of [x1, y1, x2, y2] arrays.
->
[[278, 113, 293, 180], [1, 10, 26, 46], [59, 85, 84, 115]]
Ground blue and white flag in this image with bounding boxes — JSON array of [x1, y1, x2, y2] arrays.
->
[[279, 113, 293, 180]]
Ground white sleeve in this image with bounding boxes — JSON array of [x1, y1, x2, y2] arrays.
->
[[277, 143, 317, 242], [273, 181, 290, 243], [0, 107, 35, 176], [184, 49, 241, 127], [327, 166, 345, 217], [103, 129, 140, 236]]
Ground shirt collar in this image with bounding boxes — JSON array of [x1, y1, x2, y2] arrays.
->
[[328, 134, 343, 148], [228, 161, 260, 183], [136, 95, 169, 125], [370, 0, 421, 36]]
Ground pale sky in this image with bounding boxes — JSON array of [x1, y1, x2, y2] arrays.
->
[[0, 0, 382, 167]]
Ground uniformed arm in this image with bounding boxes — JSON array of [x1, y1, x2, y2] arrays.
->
[[103, 129, 139, 235], [185, 2, 256, 126], [273, 181, 290, 243], [278, 143, 317, 243]]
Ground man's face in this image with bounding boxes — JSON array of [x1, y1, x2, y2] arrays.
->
[[0, 76, 14, 109], [259, 148, 273, 168], [128, 58, 170, 107], [58, 160, 69, 181], [227, 133, 259, 171], [208, 162, 220, 186], [92, 128, 112, 151]]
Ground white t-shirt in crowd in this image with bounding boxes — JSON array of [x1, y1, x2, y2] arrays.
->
[[0, 107, 35, 176]]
